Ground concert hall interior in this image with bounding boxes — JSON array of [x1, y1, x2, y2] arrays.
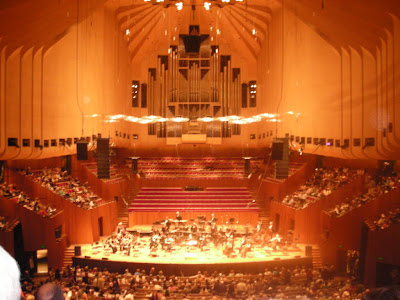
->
[[1, 0, 400, 299]]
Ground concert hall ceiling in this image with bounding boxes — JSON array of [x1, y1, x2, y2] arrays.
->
[[0, 0, 400, 161]]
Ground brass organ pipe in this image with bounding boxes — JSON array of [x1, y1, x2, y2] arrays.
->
[[174, 52, 177, 102], [197, 62, 200, 103], [238, 73, 241, 114], [228, 60, 231, 115]]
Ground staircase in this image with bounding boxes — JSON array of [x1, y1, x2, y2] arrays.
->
[[311, 246, 323, 269], [117, 174, 140, 228], [62, 245, 75, 268], [248, 171, 271, 229]]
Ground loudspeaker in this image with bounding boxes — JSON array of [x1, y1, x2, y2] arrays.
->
[[77, 141, 88, 161], [74, 246, 81, 256], [97, 138, 110, 179], [131, 158, 138, 174], [271, 141, 284, 160], [305, 245, 312, 257], [244, 158, 251, 175]]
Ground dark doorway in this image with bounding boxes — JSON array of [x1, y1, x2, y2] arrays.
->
[[98, 217, 104, 237], [274, 213, 280, 232], [336, 249, 348, 275]]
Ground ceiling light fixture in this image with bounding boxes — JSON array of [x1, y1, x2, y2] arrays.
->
[[176, 2, 183, 10]]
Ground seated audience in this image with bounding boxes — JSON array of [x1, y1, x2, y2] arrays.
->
[[371, 208, 400, 230], [328, 173, 400, 218], [282, 167, 360, 209], [25, 167, 102, 209], [18, 263, 370, 300], [0, 183, 57, 217]]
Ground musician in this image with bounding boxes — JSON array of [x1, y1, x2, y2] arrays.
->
[[210, 213, 217, 224], [223, 235, 235, 258], [191, 222, 198, 235], [150, 232, 160, 250], [117, 222, 126, 234], [256, 220, 262, 233], [165, 217, 172, 229], [175, 211, 182, 221], [270, 233, 282, 251], [198, 233, 206, 251], [239, 237, 252, 258], [163, 234, 175, 251], [268, 221, 274, 238]]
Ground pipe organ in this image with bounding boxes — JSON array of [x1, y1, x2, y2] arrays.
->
[[146, 35, 243, 142]]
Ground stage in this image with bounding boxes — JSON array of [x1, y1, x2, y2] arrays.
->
[[72, 238, 313, 276]]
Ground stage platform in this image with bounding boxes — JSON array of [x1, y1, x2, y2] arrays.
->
[[72, 241, 312, 276]]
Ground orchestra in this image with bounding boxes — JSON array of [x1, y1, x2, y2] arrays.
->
[[92, 214, 292, 260]]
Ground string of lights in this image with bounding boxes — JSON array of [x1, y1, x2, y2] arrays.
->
[[86, 111, 302, 124]]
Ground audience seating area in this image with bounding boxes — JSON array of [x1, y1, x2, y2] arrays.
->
[[327, 174, 400, 218], [0, 183, 58, 217], [365, 208, 400, 231], [20, 264, 369, 300], [129, 188, 257, 213], [281, 168, 360, 209], [128, 187, 259, 225], [25, 168, 104, 209], [0, 216, 19, 231], [132, 158, 263, 179]]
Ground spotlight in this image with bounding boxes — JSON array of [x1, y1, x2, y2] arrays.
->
[[204, 2, 211, 10], [125, 29, 130, 36]]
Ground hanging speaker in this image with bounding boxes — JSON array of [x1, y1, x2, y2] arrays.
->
[[97, 138, 110, 179], [271, 141, 284, 160], [76, 141, 88, 161]]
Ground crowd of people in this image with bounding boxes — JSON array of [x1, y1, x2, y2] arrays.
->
[[327, 173, 400, 218], [281, 168, 360, 209], [371, 208, 400, 231], [18, 264, 372, 300], [0, 215, 11, 231], [26, 168, 102, 209], [0, 183, 57, 218]]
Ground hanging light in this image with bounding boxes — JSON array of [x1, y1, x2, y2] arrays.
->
[[197, 117, 214, 122], [126, 29, 130, 36], [176, 2, 183, 10], [204, 2, 211, 10]]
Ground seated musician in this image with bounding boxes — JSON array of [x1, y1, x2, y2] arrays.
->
[[270, 233, 282, 251], [239, 237, 252, 258], [150, 232, 160, 250], [191, 222, 198, 235], [209, 213, 217, 224], [223, 235, 235, 258], [164, 234, 175, 251], [175, 211, 182, 221], [165, 217, 172, 229]]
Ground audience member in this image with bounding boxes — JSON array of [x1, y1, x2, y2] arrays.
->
[[0, 246, 21, 300]]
